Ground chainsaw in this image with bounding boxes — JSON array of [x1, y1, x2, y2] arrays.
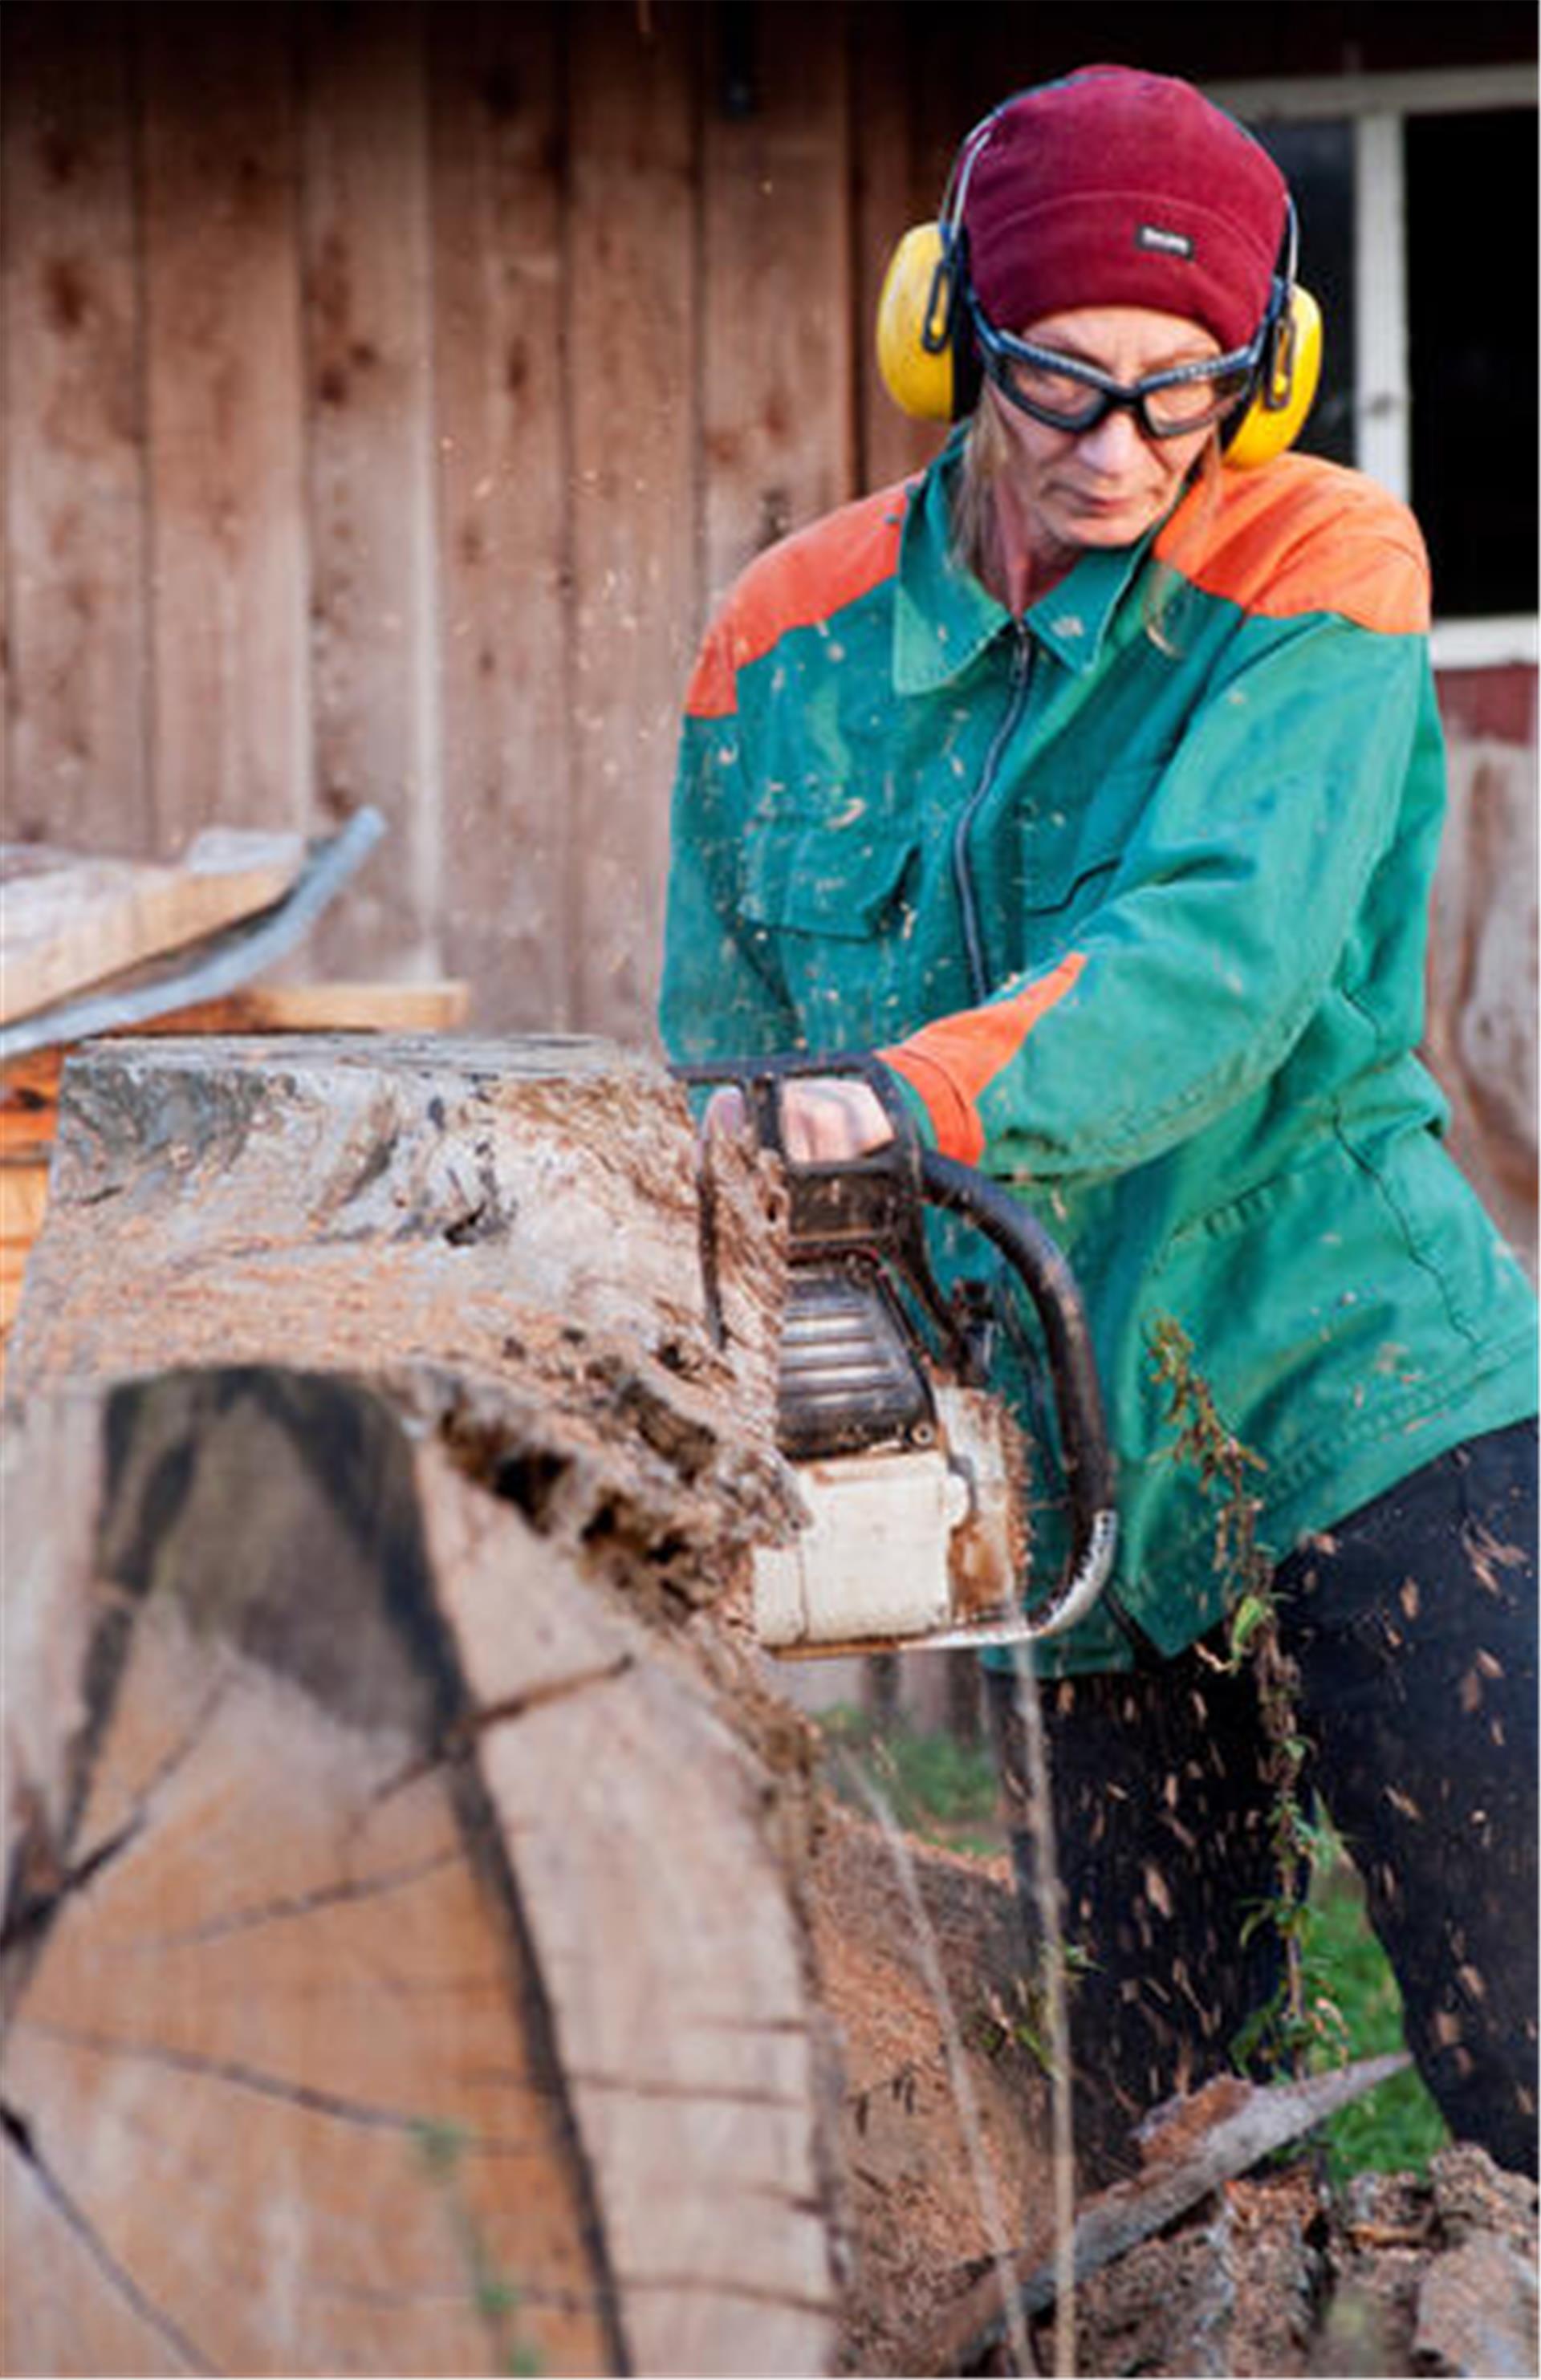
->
[[679, 1056, 1118, 1658]]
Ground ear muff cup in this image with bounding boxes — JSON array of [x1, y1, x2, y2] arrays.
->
[[1223, 286, 1323, 469], [876, 222, 979, 422]]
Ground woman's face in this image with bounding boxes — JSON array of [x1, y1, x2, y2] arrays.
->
[[986, 305, 1223, 567]]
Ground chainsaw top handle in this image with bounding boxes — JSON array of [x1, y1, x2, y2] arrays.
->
[[675, 1053, 1118, 1639]]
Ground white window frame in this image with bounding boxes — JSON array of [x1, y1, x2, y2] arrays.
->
[[1206, 63, 1538, 667]]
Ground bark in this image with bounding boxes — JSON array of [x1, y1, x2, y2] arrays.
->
[[2, 1035, 841, 2378]]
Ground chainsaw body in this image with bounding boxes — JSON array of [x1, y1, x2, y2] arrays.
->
[[682, 1057, 1119, 1658]]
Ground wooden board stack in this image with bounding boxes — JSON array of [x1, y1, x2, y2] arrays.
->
[[0, 835, 468, 1363]]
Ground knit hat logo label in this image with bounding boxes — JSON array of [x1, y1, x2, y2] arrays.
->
[[1136, 223, 1195, 259]]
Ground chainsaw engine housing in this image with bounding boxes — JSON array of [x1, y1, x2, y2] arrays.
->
[[754, 1385, 1028, 1652], [678, 1054, 1119, 1655]]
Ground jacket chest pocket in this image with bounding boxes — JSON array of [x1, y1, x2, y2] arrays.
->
[[1014, 828, 1124, 973], [738, 828, 919, 1046], [1010, 759, 1161, 969]]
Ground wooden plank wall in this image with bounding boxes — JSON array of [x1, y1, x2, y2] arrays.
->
[[0, 2, 1535, 1264], [0, 0, 943, 1048]]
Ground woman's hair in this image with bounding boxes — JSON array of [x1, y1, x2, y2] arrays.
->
[[950, 397, 1011, 592], [949, 399, 1224, 654]]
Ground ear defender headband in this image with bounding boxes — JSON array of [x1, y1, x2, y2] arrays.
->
[[876, 98, 1323, 470]]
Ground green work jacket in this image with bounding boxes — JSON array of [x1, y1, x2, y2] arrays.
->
[[660, 433, 1537, 1671]]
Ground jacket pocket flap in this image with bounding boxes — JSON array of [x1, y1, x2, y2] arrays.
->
[[1019, 814, 1130, 914], [741, 830, 915, 940]]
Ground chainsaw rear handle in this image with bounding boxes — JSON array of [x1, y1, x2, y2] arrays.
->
[[676, 1054, 1119, 1641]]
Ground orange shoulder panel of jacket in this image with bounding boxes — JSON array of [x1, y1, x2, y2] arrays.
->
[[683, 481, 913, 719], [1154, 453, 1431, 637]]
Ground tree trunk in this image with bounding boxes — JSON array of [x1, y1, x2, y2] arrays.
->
[[2, 1036, 842, 2378]]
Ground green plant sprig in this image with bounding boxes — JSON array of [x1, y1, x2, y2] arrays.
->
[[1148, 1316, 1327, 2073]]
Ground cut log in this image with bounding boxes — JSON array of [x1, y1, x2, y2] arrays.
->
[[1, 1037, 845, 2377], [1, 831, 307, 1025], [0, 989, 472, 1376], [6, 1038, 791, 1586]]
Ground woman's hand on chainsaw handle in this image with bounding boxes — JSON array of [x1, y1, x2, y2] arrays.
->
[[704, 1075, 896, 1164]]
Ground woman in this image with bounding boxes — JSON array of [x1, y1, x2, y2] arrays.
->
[[661, 65, 1537, 2180]]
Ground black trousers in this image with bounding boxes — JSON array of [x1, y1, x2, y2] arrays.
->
[[986, 1420, 1539, 2185]]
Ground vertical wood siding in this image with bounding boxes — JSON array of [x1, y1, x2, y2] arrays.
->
[[0, 1, 1534, 1261], [140, 6, 312, 847], [3, 3, 149, 851], [0, 0, 946, 1045]]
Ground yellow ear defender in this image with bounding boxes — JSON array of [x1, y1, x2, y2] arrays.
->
[[876, 104, 1002, 426], [1222, 282, 1323, 469], [876, 222, 966, 424], [875, 123, 1323, 469]]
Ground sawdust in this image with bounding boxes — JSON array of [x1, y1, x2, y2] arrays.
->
[[803, 1802, 1055, 2373], [803, 1802, 1539, 2378]]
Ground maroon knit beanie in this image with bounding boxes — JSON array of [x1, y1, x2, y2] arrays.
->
[[961, 65, 1287, 352]]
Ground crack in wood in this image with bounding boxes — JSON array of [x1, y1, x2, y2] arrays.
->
[[376, 1652, 637, 1798], [568, 2070, 805, 2111], [2, 2095, 220, 2373], [0, 1810, 144, 1959], [617, 2271, 840, 2317], [11, 2021, 559, 2147], [732, 2183, 831, 2219], [2, 1621, 230, 2027], [113, 1847, 465, 1951], [300, 2272, 607, 2317], [695, 2011, 815, 2037], [451, 1653, 637, 1746]]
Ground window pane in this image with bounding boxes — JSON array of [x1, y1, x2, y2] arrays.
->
[[1405, 108, 1539, 617], [1246, 118, 1357, 468]]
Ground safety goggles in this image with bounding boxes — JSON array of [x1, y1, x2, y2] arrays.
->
[[969, 296, 1262, 440]]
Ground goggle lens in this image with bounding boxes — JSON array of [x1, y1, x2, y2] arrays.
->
[[979, 322, 1257, 440]]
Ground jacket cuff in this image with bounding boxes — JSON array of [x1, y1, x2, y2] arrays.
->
[[877, 1045, 978, 1163]]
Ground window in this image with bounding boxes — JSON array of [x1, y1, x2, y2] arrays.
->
[[1210, 67, 1538, 649]]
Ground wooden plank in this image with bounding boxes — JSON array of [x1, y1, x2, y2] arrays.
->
[[426, 2, 571, 1031], [138, 5, 310, 847], [0, 1088, 58, 1161], [1, 2, 150, 852], [849, 0, 949, 497], [0, 1160, 50, 1344], [0, 830, 305, 1024], [567, 2, 699, 1049], [701, 1, 857, 606], [0, 808, 384, 1066], [299, 2, 442, 986], [139, 977, 473, 1036], [929, 2056, 1411, 2374]]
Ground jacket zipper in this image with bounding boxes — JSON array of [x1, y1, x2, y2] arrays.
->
[[952, 623, 1034, 1004]]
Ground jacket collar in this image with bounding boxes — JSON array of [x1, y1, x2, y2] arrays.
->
[[892, 430, 1164, 694]]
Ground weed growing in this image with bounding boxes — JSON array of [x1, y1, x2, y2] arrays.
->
[[1149, 1315, 1445, 2176]]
